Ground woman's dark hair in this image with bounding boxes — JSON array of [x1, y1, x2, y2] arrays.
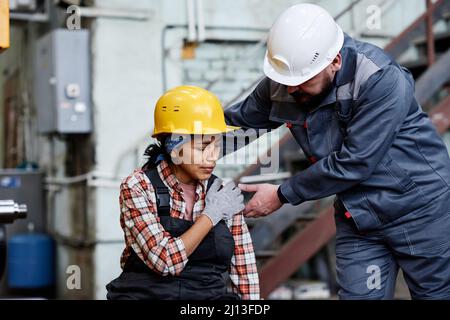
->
[[142, 135, 170, 169]]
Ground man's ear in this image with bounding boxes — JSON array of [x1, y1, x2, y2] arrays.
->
[[332, 53, 342, 72]]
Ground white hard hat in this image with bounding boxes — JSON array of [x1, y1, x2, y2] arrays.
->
[[263, 3, 344, 86]]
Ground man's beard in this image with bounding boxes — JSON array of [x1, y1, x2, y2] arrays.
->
[[289, 77, 334, 111]]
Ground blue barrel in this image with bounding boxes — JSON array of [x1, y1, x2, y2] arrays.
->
[[7, 233, 55, 288]]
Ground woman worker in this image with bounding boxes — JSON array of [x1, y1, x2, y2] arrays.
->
[[106, 86, 260, 300]]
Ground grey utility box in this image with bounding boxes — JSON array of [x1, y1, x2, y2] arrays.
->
[[34, 29, 91, 133]]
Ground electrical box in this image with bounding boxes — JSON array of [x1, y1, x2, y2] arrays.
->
[[34, 29, 91, 134], [0, 0, 9, 52]]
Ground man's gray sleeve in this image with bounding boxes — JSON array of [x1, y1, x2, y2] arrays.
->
[[222, 77, 281, 156], [279, 65, 412, 205]]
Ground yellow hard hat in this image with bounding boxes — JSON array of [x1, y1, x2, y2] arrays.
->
[[152, 86, 240, 137]]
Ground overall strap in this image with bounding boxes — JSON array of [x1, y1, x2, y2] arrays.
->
[[144, 168, 170, 216]]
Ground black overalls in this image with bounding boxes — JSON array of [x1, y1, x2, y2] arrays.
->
[[106, 167, 241, 300]]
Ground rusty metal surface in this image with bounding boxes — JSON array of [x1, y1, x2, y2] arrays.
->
[[250, 201, 316, 253], [259, 207, 336, 298], [385, 0, 450, 58], [415, 48, 450, 105], [425, 0, 436, 66]]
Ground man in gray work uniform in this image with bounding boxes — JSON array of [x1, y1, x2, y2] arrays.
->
[[225, 3, 450, 299]]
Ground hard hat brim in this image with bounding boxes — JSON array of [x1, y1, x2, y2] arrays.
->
[[152, 124, 240, 137], [263, 53, 321, 86], [263, 25, 344, 86]]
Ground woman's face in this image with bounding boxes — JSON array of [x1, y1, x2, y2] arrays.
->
[[170, 135, 221, 184]]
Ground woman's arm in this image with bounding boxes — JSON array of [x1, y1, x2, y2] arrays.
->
[[180, 215, 212, 256], [228, 212, 261, 300]]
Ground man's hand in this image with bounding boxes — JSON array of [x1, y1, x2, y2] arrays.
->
[[238, 183, 283, 218]]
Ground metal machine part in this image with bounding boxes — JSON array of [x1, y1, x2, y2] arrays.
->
[[0, 200, 27, 224], [0, 201, 27, 280], [0, 170, 44, 234]]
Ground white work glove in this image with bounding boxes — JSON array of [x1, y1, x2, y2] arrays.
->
[[203, 179, 245, 226]]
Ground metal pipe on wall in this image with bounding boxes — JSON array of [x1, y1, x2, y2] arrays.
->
[[195, 0, 205, 42], [425, 0, 436, 66], [186, 0, 197, 42]]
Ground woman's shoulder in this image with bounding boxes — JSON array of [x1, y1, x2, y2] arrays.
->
[[120, 167, 155, 193]]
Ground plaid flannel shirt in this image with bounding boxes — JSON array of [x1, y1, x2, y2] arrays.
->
[[119, 160, 260, 300]]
